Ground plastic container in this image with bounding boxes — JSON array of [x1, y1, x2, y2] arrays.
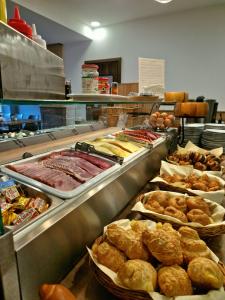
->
[[8, 5, 32, 39], [82, 64, 99, 94], [0, 0, 7, 23], [32, 24, 46, 49], [98, 77, 110, 94]]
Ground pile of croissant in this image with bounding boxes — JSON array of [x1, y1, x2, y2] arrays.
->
[[161, 172, 221, 191], [143, 191, 213, 225], [92, 221, 224, 297], [168, 151, 221, 171]]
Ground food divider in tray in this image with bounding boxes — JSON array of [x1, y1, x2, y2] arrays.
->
[[0, 174, 63, 233], [1, 148, 120, 199]]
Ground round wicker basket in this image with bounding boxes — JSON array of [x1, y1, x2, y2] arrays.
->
[[89, 257, 225, 300]]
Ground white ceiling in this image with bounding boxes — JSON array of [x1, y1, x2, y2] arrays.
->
[[62, 0, 225, 26], [8, 0, 225, 43]]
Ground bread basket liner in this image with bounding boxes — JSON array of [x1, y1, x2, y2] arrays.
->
[[151, 161, 225, 204], [132, 190, 225, 229], [177, 141, 223, 157], [88, 219, 225, 300]]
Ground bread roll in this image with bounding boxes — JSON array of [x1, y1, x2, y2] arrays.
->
[[39, 284, 76, 300]]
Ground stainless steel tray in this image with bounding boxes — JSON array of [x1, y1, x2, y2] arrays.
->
[[1, 149, 120, 199], [0, 175, 63, 233]]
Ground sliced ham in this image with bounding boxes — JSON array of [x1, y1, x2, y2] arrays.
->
[[60, 150, 112, 170], [8, 163, 80, 191]]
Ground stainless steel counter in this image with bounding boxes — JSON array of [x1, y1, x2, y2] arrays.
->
[[10, 136, 171, 300]]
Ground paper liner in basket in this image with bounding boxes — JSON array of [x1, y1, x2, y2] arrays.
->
[[88, 219, 225, 300], [151, 161, 225, 204], [177, 141, 223, 157], [132, 190, 225, 228]]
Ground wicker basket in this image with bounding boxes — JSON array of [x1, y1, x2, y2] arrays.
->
[[135, 182, 225, 237], [89, 257, 225, 300]]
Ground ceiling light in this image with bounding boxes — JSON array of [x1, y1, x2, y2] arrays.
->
[[154, 0, 173, 3], [90, 21, 101, 28]]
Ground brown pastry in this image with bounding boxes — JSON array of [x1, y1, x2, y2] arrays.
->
[[194, 162, 207, 171], [192, 182, 207, 191], [148, 191, 169, 207], [168, 195, 187, 212], [178, 226, 210, 263], [186, 196, 211, 216], [188, 257, 224, 289], [130, 220, 148, 236], [187, 209, 212, 226], [106, 224, 150, 261], [92, 240, 127, 272], [117, 259, 157, 293], [164, 206, 188, 223], [39, 284, 76, 300], [144, 199, 164, 214], [158, 265, 193, 297], [143, 223, 183, 265], [208, 179, 221, 191]]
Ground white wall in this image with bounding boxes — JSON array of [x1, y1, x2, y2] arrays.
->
[[64, 4, 225, 110]]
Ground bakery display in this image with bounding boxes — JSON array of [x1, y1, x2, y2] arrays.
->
[[90, 220, 225, 298], [158, 265, 193, 296], [187, 257, 224, 289], [141, 191, 214, 226], [168, 151, 221, 171], [117, 259, 157, 293], [161, 172, 221, 192]]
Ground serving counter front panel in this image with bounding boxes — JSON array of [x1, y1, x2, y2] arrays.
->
[[13, 138, 170, 300]]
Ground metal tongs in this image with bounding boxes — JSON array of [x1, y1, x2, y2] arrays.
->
[[74, 142, 124, 165]]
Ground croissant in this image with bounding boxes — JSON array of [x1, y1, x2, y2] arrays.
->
[[178, 226, 210, 263], [147, 191, 169, 208], [39, 284, 76, 300], [187, 257, 224, 289], [143, 223, 183, 265], [186, 196, 211, 216], [107, 224, 150, 261], [168, 195, 187, 213], [164, 206, 188, 223], [158, 265, 193, 296]]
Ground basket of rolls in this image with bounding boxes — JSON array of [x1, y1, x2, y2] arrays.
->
[[132, 190, 225, 237], [167, 141, 224, 173], [151, 161, 225, 204], [88, 219, 225, 300]]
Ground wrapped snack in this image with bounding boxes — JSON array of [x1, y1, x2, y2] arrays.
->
[[13, 196, 31, 210], [13, 208, 39, 226], [28, 197, 49, 213], [0, 180, 20, 202], [2, 210, 18, 226]]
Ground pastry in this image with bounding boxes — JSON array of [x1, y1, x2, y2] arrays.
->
[[186, 196, 211, 216], [192, 182, 207, 191], [168, 195, 187, 212], [194, 162, 207, 171], [106, 224, 150, 261], [188, 257, 224, 289], [164, 206, 188, 223], [117, 259, 157, 293], [144, 199, 164, 214], [130, 220, 148, 236], [147, 191, 169, 208], [158, 265, 193, 297], [92, 240, 127, 272], [143, 223, 183, 265], [39, 284, 76, 300], [178, 226, 210, 263], [187, 209, 211, 226]]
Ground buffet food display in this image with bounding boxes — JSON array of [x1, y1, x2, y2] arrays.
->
[[149, 112, 175, 131], [115, 129, 161, 147], [89, 219, 225, 298], [0, 174, 62, 229]]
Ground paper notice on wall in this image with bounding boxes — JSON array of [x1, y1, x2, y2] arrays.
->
[[138, 58, 165, 96]]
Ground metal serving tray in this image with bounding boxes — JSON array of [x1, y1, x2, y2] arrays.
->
[[1, 149, 120, 199], [0, 175, 63, 233]]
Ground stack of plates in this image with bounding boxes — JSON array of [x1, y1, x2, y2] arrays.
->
[[181, 124, 204, 147], [204, 123, 225, 130], [201, 129, 225, 151]]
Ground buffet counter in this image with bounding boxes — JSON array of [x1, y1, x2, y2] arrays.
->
[[0, 129, 175, 300]]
